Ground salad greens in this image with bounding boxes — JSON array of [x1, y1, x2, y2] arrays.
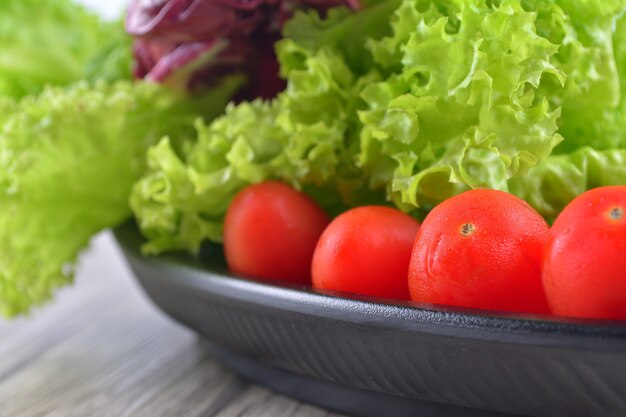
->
[[0, 0, 132, 99], [510, 148, 626, 220], [3, 0, 626, 316], [131, 0, 626, 256], [130, 4, 395, 255], [508, 7, 626, 220]]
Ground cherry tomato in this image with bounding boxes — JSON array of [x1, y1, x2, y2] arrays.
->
[[312, 206, 420, 300], [543, 186, 626, 320], [408, 189, 550, 314], [224, 181, 330, 285]]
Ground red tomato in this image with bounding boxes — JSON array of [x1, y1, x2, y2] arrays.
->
[[312, 206, 420, 300], [408, 189, 550, 314], [224, 181, 330, 285], [543, 186, 626, 320]]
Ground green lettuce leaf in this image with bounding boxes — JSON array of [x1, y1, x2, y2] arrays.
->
[[504, 5, 626, 218], [131, 96, 375, 255], [528, 0, 626, 153], [359, 0, 626, 209], [0, 0, 132, 99], [509, 147, 626, 221], [0, 78, 240, 316]]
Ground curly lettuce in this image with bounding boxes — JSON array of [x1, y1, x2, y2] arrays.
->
[[131, 92, 375, 255], [507, 3, 626, 219], [131, 1, 408, 254], [0, 79, 240, 316], [510, 147, 626, 221], [132, 0, 626, 254], [360, 0, 569, 209]]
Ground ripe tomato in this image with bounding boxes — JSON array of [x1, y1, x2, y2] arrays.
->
[[223, 181, 330, 285], [408, 189, 550, 314], [543, 186, 626, 320], [311, 206, 420, 300]]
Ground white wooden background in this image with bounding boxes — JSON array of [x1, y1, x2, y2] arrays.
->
[[0, 232, 348, 417], [0, 232, 349, 417]]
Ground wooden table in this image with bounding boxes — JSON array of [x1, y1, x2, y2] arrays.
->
[[0, 233, 346, 417]]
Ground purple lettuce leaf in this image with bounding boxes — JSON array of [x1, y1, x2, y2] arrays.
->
[[126, 0, 359, 97]]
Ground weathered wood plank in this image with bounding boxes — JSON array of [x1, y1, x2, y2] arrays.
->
[[0, 233, 346, 417]]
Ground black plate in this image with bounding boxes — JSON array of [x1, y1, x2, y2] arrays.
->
[[114, 223, 626, 417]]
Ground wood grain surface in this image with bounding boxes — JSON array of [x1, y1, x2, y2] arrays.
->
[[0, 233, 346, 417]]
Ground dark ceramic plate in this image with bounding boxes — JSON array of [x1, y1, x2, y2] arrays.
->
[[114, 223, 626, 417]]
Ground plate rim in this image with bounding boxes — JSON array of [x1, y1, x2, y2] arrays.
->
[[114, 222, 626, 348]]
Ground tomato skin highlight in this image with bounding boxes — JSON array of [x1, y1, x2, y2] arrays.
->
[[543, 186, 626, 320], [312, 206, 420, 300], [408, 189, 550, 314], [224, 181, 330, 285]]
